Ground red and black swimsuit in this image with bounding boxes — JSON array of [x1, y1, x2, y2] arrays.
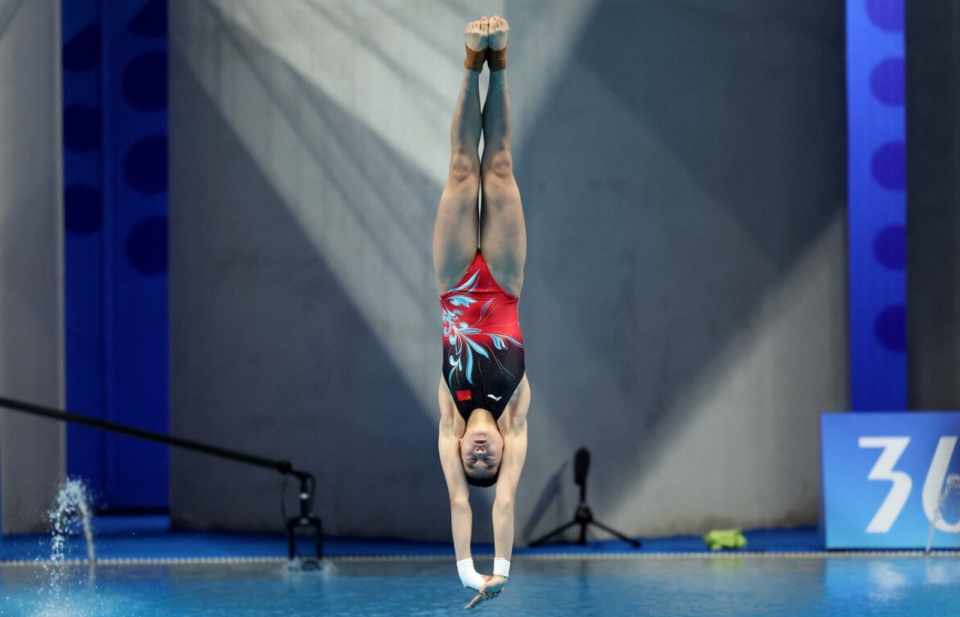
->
[[439, 251, 525, 421]]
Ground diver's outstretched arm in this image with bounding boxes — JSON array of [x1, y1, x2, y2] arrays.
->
[[438, 380, 491, 597], [465, 378, 529, 609]]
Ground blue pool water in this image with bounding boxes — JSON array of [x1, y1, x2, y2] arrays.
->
[[1, 555, 958, 617]]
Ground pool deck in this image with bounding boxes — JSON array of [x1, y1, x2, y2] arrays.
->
[[0, 516, 826, 563]]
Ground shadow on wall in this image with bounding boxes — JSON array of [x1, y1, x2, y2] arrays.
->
[[170, 0, 847, 539], [522, 460, 571, 540], [170, 5, 454, 537], [906, 0, 960, 409], [0, 0, 25, 42], [508, 0, 845, 531], [207, 0, 437, 298]]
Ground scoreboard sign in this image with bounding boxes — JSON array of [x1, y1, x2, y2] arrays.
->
[[821, 413, 960, 549]]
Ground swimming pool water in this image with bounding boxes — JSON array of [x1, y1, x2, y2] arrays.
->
[[1, 555, 958, 617]]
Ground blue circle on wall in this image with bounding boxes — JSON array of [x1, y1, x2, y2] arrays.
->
[[875, 304, 906, 353], [127, 0, 168, 37], [873, 224, 906, 270], [63, 105, 102, 152], [865, 0, 904, 33], [62, 24, 101, 72], [124, 135, 168, 194], [64, 184, 103, 235], [870, 57, 904, 107], [871, 142, 906, 191], [122, 50, 168, 112], [126, 216, 168, 275]]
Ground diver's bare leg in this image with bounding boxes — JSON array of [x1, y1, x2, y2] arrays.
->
[[433, 18, 488, 294], [479, 16, 526, 297]]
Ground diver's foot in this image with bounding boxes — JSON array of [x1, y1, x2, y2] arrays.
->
[[487, 15, 508, 71], [464, 17, 489, 72]]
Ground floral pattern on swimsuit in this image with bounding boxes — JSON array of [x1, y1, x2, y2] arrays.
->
[[439, 251, 524, 420]]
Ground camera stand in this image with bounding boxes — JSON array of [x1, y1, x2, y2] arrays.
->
[[286, 473, 323, 563]]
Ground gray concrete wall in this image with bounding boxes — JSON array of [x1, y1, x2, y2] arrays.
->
[[169, 0, 848, 540], [0, 0, 65, 534], [907, 1, 960, 410]]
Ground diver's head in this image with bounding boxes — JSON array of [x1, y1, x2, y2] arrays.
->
[[460, 416, 503, 487]]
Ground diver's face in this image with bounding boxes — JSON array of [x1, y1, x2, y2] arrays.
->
[[460, 428, 503, 478]]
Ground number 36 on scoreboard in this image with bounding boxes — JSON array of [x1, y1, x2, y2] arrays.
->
[[821, 413, 960, 549], [859, 436, 959, 533]]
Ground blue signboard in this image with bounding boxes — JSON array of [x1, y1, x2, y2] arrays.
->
[[822, 413, 960, 549]]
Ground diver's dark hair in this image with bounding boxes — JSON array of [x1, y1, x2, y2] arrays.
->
[[465, 469, 499, 488]]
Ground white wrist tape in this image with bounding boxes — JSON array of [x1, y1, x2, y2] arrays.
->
[[493, 558, 511, 578], [457, 558, 485, 590]]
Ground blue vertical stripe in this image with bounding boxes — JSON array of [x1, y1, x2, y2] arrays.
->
[[847, 0, 907, 410], [63, 0, 107, 496], [64, 0, 169, 510]]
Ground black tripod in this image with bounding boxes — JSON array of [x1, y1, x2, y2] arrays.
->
[[286, 473, 323, 564], [529, 448, 641, 548]]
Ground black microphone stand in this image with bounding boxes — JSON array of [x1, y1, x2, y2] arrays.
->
[[0, 395, 323, 562], [286, 472, 323, 564], [529, 448, 641, 548]]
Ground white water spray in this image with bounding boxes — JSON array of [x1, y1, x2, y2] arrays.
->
[[50, 478, 95, 563], [35, 479, 97, 614], [925, 474, 960, 554]]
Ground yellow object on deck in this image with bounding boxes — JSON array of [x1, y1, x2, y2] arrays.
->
[[703, 529, 747, 551]]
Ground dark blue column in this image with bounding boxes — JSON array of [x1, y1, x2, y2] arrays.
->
[[63, 0, 169, 510], [63, 0, 107, 497]]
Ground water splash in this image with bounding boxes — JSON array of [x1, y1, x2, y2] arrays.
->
[[32, 479, 98, 616], [283, 557, 335, 576], [52, 479, 95, 561], [925, 474, 960, 554]]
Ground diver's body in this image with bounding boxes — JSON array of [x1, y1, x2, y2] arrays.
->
[[433, 15, 529, 610]]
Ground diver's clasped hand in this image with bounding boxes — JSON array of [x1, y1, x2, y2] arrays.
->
[[462, 557, 510, 609], [464, 574, 506, 610]]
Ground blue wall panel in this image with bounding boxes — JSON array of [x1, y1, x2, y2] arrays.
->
[[63, 0, 107, 497], [847, 0, 907, 410], [64, 0, 169, 510]]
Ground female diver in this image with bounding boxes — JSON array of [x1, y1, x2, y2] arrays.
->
[[434, 15, 530, 610]]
